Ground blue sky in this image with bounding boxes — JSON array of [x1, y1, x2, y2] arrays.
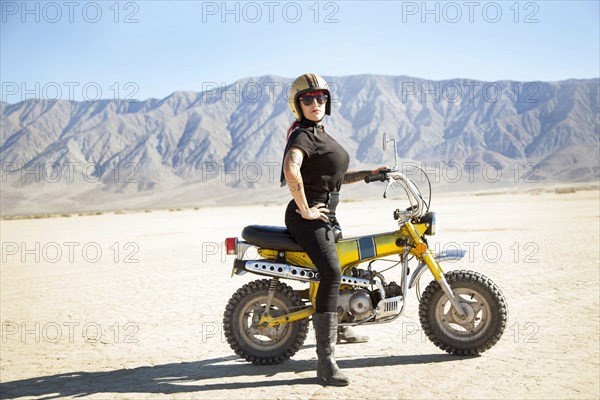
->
[[1, 0, 599, 102]]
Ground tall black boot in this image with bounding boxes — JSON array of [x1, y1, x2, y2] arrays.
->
[[313, 312, 350, 386]]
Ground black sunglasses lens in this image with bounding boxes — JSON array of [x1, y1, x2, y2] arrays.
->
[[300, 95, 327, 106], [300, 97, 314, 106]]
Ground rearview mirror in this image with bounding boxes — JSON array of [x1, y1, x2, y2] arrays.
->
[[382, 133, 398, 170]]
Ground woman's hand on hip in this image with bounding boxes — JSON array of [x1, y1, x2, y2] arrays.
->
[[297, 203, 330, 222]]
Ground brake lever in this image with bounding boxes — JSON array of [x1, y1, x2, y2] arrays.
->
[[383, 179, 395, 199]]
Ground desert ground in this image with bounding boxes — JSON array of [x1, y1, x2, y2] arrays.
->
[[1, 187, 599, 399]]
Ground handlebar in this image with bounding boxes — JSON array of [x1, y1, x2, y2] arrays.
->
[[364, 168, 394, 183], [364, 169, 428, 221], [364, 171, 389, 183]]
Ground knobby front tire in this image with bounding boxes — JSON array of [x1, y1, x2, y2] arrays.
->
[[418, 270, 508, 355]]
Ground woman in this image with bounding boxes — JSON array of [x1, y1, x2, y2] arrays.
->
[[281, 73, 386, 386]]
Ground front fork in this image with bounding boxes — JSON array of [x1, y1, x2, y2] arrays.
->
[[404, 223, 468, 320]]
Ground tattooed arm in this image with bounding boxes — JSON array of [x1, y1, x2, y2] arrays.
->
[[283, 147, 329, 222], [343, 166, 388, 184], [342, 170, 373, 184]]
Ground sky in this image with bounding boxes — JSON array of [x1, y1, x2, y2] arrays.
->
[[1, 0, 599, 102]]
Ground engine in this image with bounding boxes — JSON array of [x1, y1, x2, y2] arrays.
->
[[337, 267, 403, 323], [337, 289, 373, 323]]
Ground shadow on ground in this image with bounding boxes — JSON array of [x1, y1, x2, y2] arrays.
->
[[0, 352, 470, 399]]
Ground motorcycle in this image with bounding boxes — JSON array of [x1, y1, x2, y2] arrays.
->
[[222, 134, 508, 365]]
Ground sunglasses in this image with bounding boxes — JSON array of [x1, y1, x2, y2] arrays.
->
[[299, 94, 328, 106]]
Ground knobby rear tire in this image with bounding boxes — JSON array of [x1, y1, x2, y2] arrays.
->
[[223, 279, 309, 365]]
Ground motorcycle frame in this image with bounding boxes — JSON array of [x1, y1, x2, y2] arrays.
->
[[235, 218, 467, 328]]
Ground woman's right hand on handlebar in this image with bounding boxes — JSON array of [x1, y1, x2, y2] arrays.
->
[[297, 203, 330, 222]]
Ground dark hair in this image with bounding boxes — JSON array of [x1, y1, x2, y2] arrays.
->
[[286, 120, 300, 140]]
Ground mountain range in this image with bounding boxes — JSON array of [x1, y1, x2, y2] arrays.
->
[[1, 74, 598, 216]]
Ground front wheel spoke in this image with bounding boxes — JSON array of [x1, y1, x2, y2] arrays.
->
[[443, 307, 455, 323], [464, 320, 476, 333], [457, 295, 476, 306], [470, 301, 484, 315]]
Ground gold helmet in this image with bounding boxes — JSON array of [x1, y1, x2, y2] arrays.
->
[[288, 73, 331, 121]]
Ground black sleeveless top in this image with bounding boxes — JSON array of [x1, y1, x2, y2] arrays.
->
[[280, 120, 350, 193]]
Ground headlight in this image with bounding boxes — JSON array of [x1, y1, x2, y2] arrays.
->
[[422, 212, 437, 236]]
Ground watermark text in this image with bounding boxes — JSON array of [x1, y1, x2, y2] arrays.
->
[[401, 1, 540, 23], [2, 241, 140, 264], [201, 1, 340, 23], [2, 161, 139, 184], [1, 321, 139, 343], [1, 1, 140, 24], [1, 81, 139, 103]]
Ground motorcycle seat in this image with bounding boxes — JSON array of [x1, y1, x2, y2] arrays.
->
[[241, 225, 342, 252], [242, 225, 304, 252]]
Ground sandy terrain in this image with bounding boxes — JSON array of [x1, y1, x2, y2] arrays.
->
[[1, 187, 599, 399]]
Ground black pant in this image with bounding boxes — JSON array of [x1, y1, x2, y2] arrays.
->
[[285, 192, 341, 313]]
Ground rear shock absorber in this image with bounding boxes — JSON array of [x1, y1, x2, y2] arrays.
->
[[264, 278, 280, 312]]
